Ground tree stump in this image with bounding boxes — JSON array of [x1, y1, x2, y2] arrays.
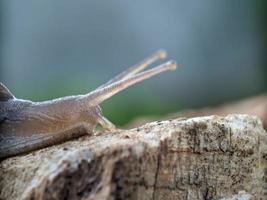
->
[[0, 115, 266, 200]]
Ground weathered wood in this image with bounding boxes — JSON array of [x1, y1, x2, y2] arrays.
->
[[0, 115, 266, 200]]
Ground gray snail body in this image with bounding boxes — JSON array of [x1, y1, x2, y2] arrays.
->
[[0, 50, 177, 160]]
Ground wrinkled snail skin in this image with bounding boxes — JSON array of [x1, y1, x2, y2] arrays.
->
[[0, 50, 177, 160]]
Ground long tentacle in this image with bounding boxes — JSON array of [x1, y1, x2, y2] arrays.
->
[[81, 60, 177, 106], [97, 50, 167, 89]]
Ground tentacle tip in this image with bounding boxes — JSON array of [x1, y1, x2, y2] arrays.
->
[[167, 60, 177, 71], [157, 49, 168, 59]]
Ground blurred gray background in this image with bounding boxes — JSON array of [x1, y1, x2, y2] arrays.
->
[[0, 0, 266, 125]]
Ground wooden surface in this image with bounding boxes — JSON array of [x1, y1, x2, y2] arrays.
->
[[0, 115, 266, 200]]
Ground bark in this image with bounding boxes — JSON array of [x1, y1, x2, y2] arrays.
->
[[0, 115, 266, 200]]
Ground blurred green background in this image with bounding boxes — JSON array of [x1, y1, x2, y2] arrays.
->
[[0, 1, 266, 126]]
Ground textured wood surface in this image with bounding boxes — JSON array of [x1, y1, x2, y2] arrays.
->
[[0, 115, 266, 200]]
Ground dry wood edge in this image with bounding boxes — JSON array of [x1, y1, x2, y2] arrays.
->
[[130, 93, 267, 130], [0, 114, 267, 200]]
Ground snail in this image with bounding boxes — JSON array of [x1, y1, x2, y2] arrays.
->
[[0, 50, 177, 160]]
